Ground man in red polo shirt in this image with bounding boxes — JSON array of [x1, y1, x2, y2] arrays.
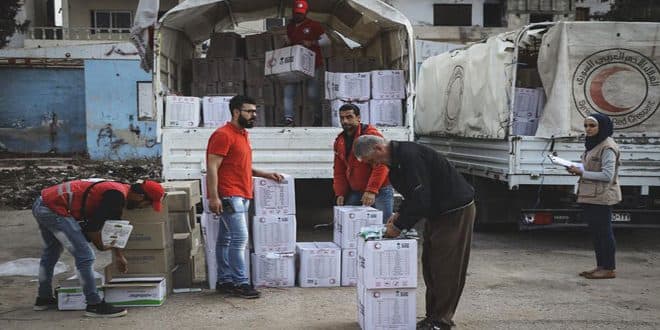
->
[[282, 0, 330, 126], [333, 104, 393, 221], [206, 95, 284, 299]]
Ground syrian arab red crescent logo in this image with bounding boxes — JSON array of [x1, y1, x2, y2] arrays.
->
[[572, 48, 660, 129]]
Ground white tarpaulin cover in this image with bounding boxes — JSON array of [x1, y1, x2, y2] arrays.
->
[[537, 22, 660, 137], [415, 35, 515, 138]]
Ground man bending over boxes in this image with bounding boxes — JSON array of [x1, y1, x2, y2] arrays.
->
[[32, 179, 165, 317]]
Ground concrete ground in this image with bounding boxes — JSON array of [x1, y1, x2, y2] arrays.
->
[[0, 209, 659, 329]]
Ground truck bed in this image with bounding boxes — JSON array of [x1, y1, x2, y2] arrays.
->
[[162, 127, 411, 180], [418, 135, 660, 192]]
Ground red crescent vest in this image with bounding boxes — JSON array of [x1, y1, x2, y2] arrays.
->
[[41, 180, 130, 221]]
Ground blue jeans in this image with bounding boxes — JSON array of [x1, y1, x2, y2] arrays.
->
[[283, 68, 322, 123], [32, 197, 101, 305], [582, 203, 616, 270], [345, 185, 394, 223], [216, 197, 250, 285]]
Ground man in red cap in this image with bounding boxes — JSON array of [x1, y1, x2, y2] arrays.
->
[[282, 0, 330, 126], [31, 179, 164, 317]]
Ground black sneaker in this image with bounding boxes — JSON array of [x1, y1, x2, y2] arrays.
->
[[416, 317, 432, 329], [85, 301, 127, 318], [33, 296, 57, 311], [231, 283, 261, 299], [216, 282, 235, 295]]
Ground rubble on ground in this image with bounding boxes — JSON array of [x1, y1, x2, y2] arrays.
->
[[0, 157, 162, 210]]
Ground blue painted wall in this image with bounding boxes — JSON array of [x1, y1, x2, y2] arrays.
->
[[0, 68, 86, 154], [84, 59, 160, 160]]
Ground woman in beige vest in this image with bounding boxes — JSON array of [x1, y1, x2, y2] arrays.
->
[[567, 113, 621, 279]]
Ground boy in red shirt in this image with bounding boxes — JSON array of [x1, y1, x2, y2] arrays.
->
[[283, 0, 330, 126]]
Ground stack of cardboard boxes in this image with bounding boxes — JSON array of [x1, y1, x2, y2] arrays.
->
[[162, 181, 202, 289], [357, 235, 418, 329], [246, 33, 277, 126], [333, 206, 383, 287], [513, 87, 546, 136], [325, 70, 406, 127], [103, 194, 173, 307], [251, 174, 297, 287]]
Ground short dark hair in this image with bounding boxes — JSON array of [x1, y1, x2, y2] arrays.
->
[[339, 103, 360, 116], [229, 95, 257, 116]]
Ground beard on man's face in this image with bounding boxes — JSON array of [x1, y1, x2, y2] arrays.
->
[[238, 115, 255, 128]]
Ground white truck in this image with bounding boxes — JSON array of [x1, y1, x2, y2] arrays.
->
[[415, 22, 660, 228], [154, 0, 415, 180]]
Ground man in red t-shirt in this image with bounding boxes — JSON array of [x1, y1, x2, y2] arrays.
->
[[206, 95, 284, 299], [282, 0, 330, 126]]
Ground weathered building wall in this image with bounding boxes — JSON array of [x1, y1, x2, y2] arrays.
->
[[84, 59, 160, 160], [0, 67, 86, 154]]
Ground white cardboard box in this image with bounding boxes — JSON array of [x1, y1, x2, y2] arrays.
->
[[296, 242, 341, 288], [357, 282, 416, 330], [165, 96, 201, 127], [341, 248, 358, 287], [253, 174, 296, 216], [330, 100, 370, 127], [514, 87, 542, 119], [252, 215, 297, 254], [57, 278, 104, 311], [371, 70, 406, 100], [357, 237, 417, 289], [202, 96, 233, 127], [104, 277, 167, 307], [333, 206, 383, 249], [264, 45, 315, 82], [325, 72, 371, 101], [251, 253, 295, 287], [369, 99, 403, 127]]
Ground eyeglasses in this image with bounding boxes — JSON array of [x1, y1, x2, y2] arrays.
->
[[584, 123, 597, 128]]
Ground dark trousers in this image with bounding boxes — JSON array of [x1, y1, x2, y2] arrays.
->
[[422, 202, 476, 326], [582, 203, 616, 270]]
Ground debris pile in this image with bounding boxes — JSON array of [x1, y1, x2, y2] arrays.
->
[[0, 157, 162, 210]]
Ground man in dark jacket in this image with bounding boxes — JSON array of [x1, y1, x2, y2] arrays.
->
[[354, 135, 476, 330]]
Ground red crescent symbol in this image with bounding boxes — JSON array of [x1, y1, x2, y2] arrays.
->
[[589, 66, 633, 113]]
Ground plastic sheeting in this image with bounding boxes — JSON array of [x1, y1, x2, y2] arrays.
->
[[415, 35, 515, 138], [537, 22, 660, 137]]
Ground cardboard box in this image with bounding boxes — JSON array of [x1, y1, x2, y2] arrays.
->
[[369, 99, 403, 127], [172, 257, 195, 289], [251, 252, 295, 288], [512, 117, 539, 136], [252, 215, 297, 254], [270, 28, 288, 49], [296, 242, 341, 288], [246, 59, 266, 82], [253, 174, 296, 216], [516, 68, 542, 88], [246, 79, 275, 106], [202, 96, 233, 128], [514, 87, 544, 119], [117, 248, 174, 275], [357, 237, 417, 289], [357, 282, 416, 330], [207, 32, 245, 58], [265, 45, 316, 83], [192, 59, 209, 83], [333, 206, 383, 249], [127, 222, 168, 250], [217, 58, 246, 81], [165, 96, 201, 127], [246, 33, 274, 59], [205, 82, 218, 95], [355, 57, 381, 72], [174, 232, 193, 264], [57, 278, 104, 311], [217, 81, 245, 95], [330, 100, 370, 127], [341, 248, 358, 287], [206, 58, 220, 82], [327, 57, 355, 72], [371, 70, 406, 100], [169, 209, 193, 234], [167, 190, 191, 212], [190, 225, 201, 257], [104, 276, 167, 307], [325, 72, 371, 101], [122, 197, 169, 223], [161, 181, 201, 205]]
